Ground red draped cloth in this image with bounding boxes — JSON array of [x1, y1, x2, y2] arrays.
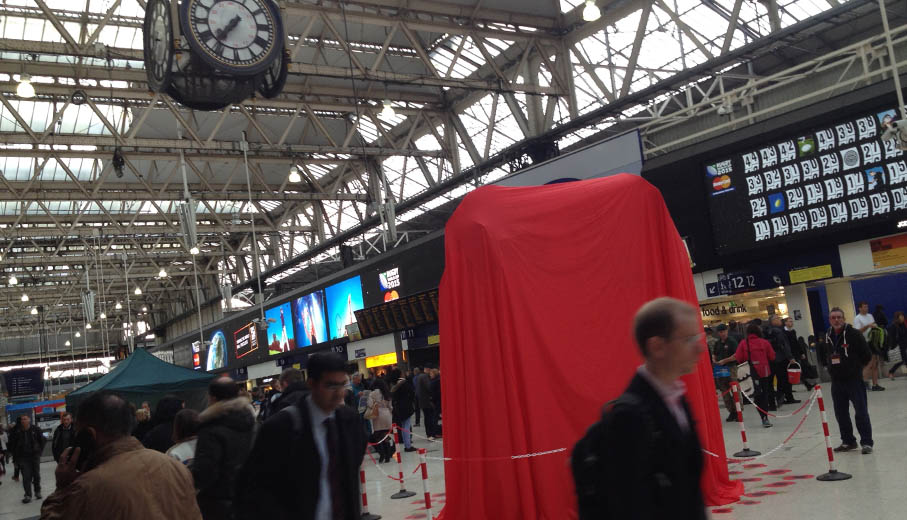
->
[[436, 174, 742, 519]]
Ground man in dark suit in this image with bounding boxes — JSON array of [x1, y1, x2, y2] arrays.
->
[[235, 353, 367, 520], [596, 297, 707, 519]]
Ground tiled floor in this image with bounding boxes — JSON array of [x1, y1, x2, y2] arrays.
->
[[3, 380, 904, 519]]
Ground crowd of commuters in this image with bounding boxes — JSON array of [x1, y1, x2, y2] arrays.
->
[[0, 352, 436, 519]]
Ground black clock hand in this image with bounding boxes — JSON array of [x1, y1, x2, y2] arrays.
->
[[215, 15, 241, 40]]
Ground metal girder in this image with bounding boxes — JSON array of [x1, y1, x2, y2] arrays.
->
[[0, 183, 369, 202], [0, 133, 445, 158], [9, 224, 314, 238], [0, 149, 354, 165], [313, 0, 560, 29]]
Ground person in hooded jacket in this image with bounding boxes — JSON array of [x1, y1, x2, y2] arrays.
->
[[269, 368, 308, 416], [192, 376, 256, 520], [142, 396, 184, 453], [764, 315, 798, 407]]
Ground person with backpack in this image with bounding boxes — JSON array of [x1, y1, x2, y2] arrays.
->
[[235, 353, 367, 520], [723, 323, 777, 428], [390, 368, 418, 452], [764, 315, 798, 407], [887, 311, 907, 379], [571, 297, 706, 520]]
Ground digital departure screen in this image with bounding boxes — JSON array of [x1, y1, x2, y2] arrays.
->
[[706, 106, 906, 254], [233, 322, 259, 359]]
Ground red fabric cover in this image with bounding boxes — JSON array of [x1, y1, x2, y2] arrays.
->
[[437, 174, 743, 519]]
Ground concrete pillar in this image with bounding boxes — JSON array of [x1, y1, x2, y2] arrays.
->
[[825, 281, 856, 324], [784, 284, 813, 333]]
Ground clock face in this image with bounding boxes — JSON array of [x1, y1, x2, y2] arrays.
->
[[142, 0, 174, 92], [182, 0, 283, 74]]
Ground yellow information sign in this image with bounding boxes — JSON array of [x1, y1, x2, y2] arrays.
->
[[365, 352, 401, 368], [871, 234, 907, 269], [788, 264, 833, 284]]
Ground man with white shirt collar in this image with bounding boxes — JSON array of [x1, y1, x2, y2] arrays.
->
[[575, 297, 707, 520], [235, 353, 367, 520]]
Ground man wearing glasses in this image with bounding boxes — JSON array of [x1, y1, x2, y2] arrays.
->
[[574, 297, 707, 519], [819, 307, 874, 454], [236, 353, 367, 519]]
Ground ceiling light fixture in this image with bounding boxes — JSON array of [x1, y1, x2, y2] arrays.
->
[[85, 323, 92, 330], [115, 301, 122, 310], [75, 331, 81, 338], [8, 274, 17, 285], [99, 312, 107, 320], [159, 268, 168, 278], [64, 340, 71, 346], [288, 167, 302, 183], [189, 246, 200, 255], [380, 99, 395, 118], [582, 0, 601, 22], [142, 306, 148, 312], [21, 293, 28, 302], [134, 286, 142, 295], [30, 307, 37, 315], [16, 73, 35, 98]]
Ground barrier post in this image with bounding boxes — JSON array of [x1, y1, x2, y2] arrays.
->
[[814, 385, 853, 481], [390, 424, 416, 499], [359, 464, 382, 520], [418, 448, 434, 520], [731, 382, 761, 458]]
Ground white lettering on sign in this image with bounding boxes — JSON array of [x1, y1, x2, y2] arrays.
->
[[885, 137, 904, 159], [821, 153, 840, 176], [887, 161, 907, 185], [800, 158, 820, 181], [754, 220, 771, 241], [764, 170, 782, 191], [824, 177, 845, 200], [843, 172, 865, 195], [790, 211, 809, 233], [778, 141, 797, 163], [760, 146, 779, 168], [782, 164, 801, 186], [870, 192, 891, 215], [817, 128, 836, 152], [848, 197, 870, 220], [750, 198, 768, 218], [743, 151, 760, 173], [809, 206, 829, 229], [892, 186, 907, 210], [786, 187, 805, 209], [836, 122, 857, 145], [856, 116, 878, 140], [829, 201, 849, 224], [860, 141, 882, 164], [805, 182, 825, 205], [771, 215, 790, 237], [746, 175, 764, 196]]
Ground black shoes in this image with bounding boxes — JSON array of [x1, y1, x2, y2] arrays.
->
[[35, 492, 42, 499], [22, 496, 31, 504], [833, 443, 857, 452], [785, 398, 802, 404], [725, 412, 737, 422], [404, 447, 419, 452], [872, 385, 886, 391], [861, 446, 873, 454]]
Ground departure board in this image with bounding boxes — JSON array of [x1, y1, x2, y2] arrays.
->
[[706, 106, 906, 254]]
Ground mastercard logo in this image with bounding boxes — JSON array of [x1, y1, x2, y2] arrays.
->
[[712, 175, 731, 190], [384, 290, 400, 302]]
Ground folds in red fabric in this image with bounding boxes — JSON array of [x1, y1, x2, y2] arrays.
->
[[437, 174, 742, 519]]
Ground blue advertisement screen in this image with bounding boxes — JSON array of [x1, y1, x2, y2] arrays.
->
[[325, 275, 365, 340], [206, 330, 228, 371], [292, 291, 328, 347], [264, 302, 296, 355]]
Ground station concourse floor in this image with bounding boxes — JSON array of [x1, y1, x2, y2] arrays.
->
[[3, 380, 906, 519]]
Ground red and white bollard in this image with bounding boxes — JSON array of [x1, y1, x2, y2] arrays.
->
[[731, 382, 760, 458], [390, 424, 416, 499], [814, 385, 852, 481], [418, 448, 434, 520], [360, 464, 382, 520]]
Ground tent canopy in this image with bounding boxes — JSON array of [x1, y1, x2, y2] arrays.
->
[[66, 348, 215, 412], [439, 174, 742, 520]]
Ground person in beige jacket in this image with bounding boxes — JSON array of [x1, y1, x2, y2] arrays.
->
[[41, 392, 202, 520]]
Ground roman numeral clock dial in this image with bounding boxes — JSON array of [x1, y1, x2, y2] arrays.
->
[[180, 0, 284, 75]]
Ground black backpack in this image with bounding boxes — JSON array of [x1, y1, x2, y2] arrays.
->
[[570, 393, 660, 519]]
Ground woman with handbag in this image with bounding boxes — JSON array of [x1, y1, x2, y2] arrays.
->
[[367, 378, 395, 463], [887, 311, 907, 379], [721, 323, 776, 428]]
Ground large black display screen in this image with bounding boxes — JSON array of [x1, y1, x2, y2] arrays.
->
[[706, 106, 905, 254]]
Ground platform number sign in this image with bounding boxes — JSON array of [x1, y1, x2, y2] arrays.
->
[[705, 107, 905, 253]]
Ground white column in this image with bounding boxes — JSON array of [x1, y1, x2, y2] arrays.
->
[[825, 281, 856, 323], [785, 284, 813, 334]]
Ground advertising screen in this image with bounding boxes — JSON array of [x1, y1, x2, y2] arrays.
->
[[292, 291, 328, 347], [325, 275, 365, 340], [192, 340, 202, 370], [206, 330, 228, 371], [705, 106, 906, 254], [264, 302, 295, 355], [233, 322, 259, 359]]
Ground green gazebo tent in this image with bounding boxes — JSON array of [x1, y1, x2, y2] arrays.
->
[[66, 347, 216, 413]]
